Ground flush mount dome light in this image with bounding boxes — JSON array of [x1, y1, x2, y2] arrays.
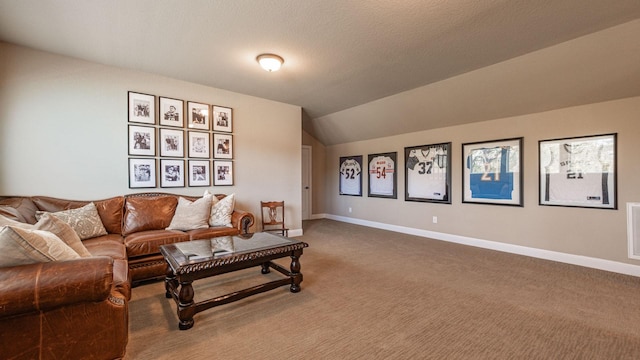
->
[[257, 53, 284, 72]]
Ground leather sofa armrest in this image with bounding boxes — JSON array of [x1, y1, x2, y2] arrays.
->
[[231, 209, 255, 234], [0, 256, 115, 318]]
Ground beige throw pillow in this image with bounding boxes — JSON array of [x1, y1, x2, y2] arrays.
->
[[166, 194, 213, 231], [0, 213, 91, 257], [36, 202, 108, 240], [209, 193, 235, 227], [0, 226, 80, 267]]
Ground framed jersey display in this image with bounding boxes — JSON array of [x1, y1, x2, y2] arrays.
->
[[462, 138, 523, 206], [405, 143, 451, 203], [339, 155, 363, 196], [539, 133, 616, 209], [368, 152, 397, 199]]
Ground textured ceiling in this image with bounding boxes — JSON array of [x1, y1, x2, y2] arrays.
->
[[0, 1, 639, 145]]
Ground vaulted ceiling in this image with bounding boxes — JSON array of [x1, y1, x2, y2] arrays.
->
[[1, 1, 639, 145]]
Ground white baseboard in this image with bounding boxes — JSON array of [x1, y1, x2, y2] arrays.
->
[[318, 214, 640, 277]]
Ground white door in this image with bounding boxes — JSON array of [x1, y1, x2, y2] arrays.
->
[[302, 146, 312, 220]]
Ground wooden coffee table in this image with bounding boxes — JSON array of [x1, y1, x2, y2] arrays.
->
[[160, 232, 309, 330]]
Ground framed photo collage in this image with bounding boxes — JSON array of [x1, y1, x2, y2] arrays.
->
[[127, 91, 235, 189], [339, 133, 617, 210]]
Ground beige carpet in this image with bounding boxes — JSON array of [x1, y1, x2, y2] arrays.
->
[[125, 219, 640, 359]]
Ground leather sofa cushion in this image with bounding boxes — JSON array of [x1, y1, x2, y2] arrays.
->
[[187, 226, 239, 240], [84, 236, 128, 260], [124, 229, 189, 258], [0, 197, 39, 224], [122, 196, 178, 236], [31, 196, 124, 235], [95, 197, 125, 235]]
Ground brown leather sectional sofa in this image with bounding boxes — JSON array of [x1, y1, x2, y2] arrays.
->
[[0, 192, 254, 359]]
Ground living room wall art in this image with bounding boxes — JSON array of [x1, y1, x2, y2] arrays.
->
[[339, 155, 363, 196], [129, 158, 156, 188], [213, 133, 233, 159], [127, 91, 235, 189], [187, 101, 210, 130], [214, 160, 233, 186], [188, 131, 211, 158], [159, 97, 184, 127], [160, 159, 185, 188], [368, 152, 397, 199], [539, 133, 616, 209], [188, 160, 211, 187], [404, 142, 451, 203], [159, 128, 185, 157], [213, 106, 232, 132], [128, 91, 156, 124], [462, 137, 523, 206], [128, 125, 156, 156]]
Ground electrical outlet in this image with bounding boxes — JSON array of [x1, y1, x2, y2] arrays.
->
[[348, 207, 352, 213], [432, 216, 438, 224]]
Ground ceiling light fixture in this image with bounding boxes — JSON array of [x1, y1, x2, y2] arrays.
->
[[257, 53, 284, 72]]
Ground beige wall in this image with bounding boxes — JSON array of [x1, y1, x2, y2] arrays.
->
[[325, 96, 640, 265], [0, 42, 303, 233], [302, 130, 326, 215]]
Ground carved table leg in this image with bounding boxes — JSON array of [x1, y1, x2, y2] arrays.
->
[[177, 281, 195, 330], [165, 264, 176, 299], [261, 262, 271, 274], [290, 249, 303, 293]]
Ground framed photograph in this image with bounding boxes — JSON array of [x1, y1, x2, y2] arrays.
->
[[368, 152, 397, 199], [339, 155, 362, 196], [213, 106, 233, 132], [539, 133, 616, 209], [405, 143, 451, 203], [128, 125, 156, 156], [462, 137, 523, 206], [188, 160, 211, 187], [159, 97, 184, 127], [128, 91, 155, 124], [129, 158, 156, 188], [160, 159, 185, 188], [188, 131, 210, 158], [213, 133, 233, 159], [187, 101, 209, 130], [214, 160, 234, 186], [159, 128, 184, 157]]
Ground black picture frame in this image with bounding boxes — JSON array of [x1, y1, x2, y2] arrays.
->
[[404, 143, 451, 203], [128, 125, 156, 156], [187, 131, 210, 158], [213, 106, 233, 133], [128, 158, 156, 188], [159, 128, 184, 158], [159, 96, 184, 128], [187, 101, 210, 130], [339, 155, 363, 196], [213, 133, 233, 159], [214, 160, 233, 186], [368, 152, 397, 199], [188, 160, 211, 187], [128, 91, 155, 125], [539, 133, 616, 209], [160, 159, 185, 188], [462, 137, 523, 206]]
